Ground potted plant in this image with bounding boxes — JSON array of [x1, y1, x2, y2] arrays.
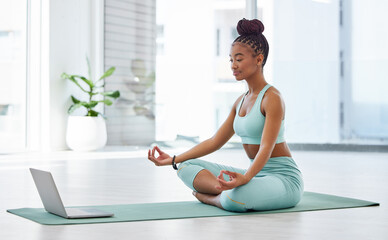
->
[[61, 59, 120, 151]]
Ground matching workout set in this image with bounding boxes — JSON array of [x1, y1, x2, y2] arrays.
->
[[176, 84, 304, 212]]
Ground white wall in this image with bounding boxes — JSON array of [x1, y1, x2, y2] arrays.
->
[[38, 0, 98, 151]]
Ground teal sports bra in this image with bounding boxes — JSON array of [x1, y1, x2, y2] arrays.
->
[[233, 84, 285, 145]]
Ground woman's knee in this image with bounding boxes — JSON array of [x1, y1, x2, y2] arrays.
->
[[176, 159, 206, 191]]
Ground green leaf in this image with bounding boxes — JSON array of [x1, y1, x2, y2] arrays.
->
[[83, 101, 99, 109], [68, 103, 83, 114], [74, 75, 94, 89], [86, 109, 100, 117], [71, 95, 81, 104], [90, 92, 100, 96], [99, 99, 112, 106], [62, 74, 89, 93], [61, 72, 70, 79], [101, 90, 120, 99], [87, 109, 100, 117], [98, 67, 115, 81]]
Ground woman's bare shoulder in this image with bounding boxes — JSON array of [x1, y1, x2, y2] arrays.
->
[[262, 86, 285, 114], [268, 85, 282, 96], [265, 86, 283, 101]]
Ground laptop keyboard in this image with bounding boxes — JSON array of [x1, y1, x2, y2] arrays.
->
[[65, 208, 99, 215]]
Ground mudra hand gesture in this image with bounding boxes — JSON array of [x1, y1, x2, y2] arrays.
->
[[216, 170, 249, 191], [148, 146, 172, 166]]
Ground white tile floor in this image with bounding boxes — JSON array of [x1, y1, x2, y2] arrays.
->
[[1, 147, 387, 240]]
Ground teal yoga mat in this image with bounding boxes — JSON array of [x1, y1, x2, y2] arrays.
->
[[7, 192, 379, 225]]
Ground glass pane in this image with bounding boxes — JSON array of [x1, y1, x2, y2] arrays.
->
[[104, 0, 156, 145], [155, 0, 388, 145], [156, 0, 246, 141], [258, 0, 340, 144], [350, 0, 388, 141], [0, 0, 27, 152]]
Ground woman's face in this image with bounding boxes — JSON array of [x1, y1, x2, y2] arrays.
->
[[229, 43, 262, 81]]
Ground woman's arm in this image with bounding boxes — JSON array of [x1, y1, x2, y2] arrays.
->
[[148, 95, 244, 166], [244, 90, 285, 181]]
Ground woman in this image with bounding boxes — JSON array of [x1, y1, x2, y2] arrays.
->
[[148, 18, 303, 212]]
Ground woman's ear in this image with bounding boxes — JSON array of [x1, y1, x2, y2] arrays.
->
[[256, 54, 264, 66]]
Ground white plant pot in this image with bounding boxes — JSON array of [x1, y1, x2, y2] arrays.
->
[[66, 116, 107, 151]]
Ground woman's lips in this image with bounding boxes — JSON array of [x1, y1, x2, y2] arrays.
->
[[233, 71, 240, 76]]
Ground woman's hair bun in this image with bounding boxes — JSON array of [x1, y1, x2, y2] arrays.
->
[[236, 18, 264, 36]]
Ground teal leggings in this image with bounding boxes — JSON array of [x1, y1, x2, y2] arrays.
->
[[177, 157, 304, 212]]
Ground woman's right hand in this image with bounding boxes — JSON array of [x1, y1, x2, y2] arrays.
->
[[148, 146, 173, 166]]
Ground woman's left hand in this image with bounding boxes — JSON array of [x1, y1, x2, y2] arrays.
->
[[216, 170, 249, 191]]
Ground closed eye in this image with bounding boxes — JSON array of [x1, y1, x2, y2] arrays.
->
[[230, 59, 243, 63]]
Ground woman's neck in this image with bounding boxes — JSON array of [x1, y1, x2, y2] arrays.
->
[[246, 72, 267, 95]]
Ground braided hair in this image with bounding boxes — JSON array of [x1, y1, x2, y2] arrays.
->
[[233, 18, 269, 67]]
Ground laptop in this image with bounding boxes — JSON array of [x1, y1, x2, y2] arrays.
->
[[30, 168, 114, 219]]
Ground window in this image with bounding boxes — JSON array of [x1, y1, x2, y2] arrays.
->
[[0, 0, 27, 152], [345, 0, 388, 142], [259, 0, 341, 143], [104, 0, 156, 145], [155, 0, 388, 145]]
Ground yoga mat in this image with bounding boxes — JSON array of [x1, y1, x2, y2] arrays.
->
[[7, 192, 379, 225]]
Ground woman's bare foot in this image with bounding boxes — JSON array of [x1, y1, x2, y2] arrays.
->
[[192, 191, 224, 209]]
